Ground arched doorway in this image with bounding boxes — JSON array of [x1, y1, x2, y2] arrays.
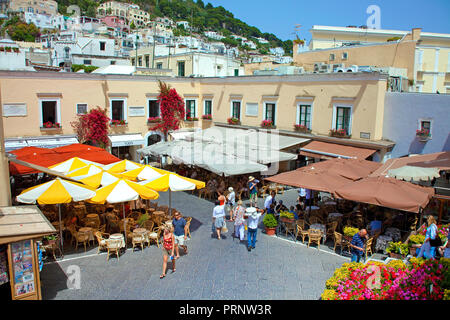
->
[[144, 131, 164, 165], [147, 133, 162, 146]]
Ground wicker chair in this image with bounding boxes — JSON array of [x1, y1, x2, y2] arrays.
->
[[364, 237, 374, 259], [94, 231, 110, 254], [295, 224, 309, 243], [131, 232, 145, 252], [74, 230, 90, 252], [147, 226, 162, 248], [105, 239, 121, 261], [333, 231, 351, 254], [326, 221, 339, 242], [307, 215, 323, 226], [307, 229, 323, 249], [143, 220, 155, 232]]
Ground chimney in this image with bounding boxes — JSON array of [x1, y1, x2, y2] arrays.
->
[[411, 28, 422, 41]]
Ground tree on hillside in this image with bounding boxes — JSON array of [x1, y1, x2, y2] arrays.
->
[[151, 81, 186, 140], [2, 17, 40, 42]]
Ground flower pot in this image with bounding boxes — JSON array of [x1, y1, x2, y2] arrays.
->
[[280, 217, 295, 223], [389, 252, 404, 259], [265, 227, 276, 236]]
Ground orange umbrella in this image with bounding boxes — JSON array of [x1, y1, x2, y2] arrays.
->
[[334, 176, 435, 213]]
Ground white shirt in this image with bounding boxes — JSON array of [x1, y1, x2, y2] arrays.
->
[[213, 205, 225, 218], [264, 195, 274, 209], [247, 212, 263, 229], [227, 191, 235, 205], [298, 188, 306, 197]]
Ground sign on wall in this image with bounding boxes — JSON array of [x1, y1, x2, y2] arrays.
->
[[245, 103, 258, 117], [2, 104, 27, 117], [128, 106, 146, 117]]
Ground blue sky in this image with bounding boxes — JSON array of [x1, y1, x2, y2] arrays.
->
[[206, 0, 450, 41]]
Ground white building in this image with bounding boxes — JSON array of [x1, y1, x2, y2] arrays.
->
[[242, 39, 257, 49], [269, 47, 285, 56], [256, 37, 269, 44], [176, 21, 190, 30], [23, 12, 66, 31], [0, 39, 35, 71], [204, 31, 224, 41]]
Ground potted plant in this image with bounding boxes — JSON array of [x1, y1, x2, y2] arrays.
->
[[330, 128, 350, 138], [43, 234, 58, 245], [0, 47, 5, 52], [416, 129, 430, 141], [343, 226, 359, 239], [227, 117, 240, 125], [202, 114, 212, 120], [186, 116, 198, 121], [261, 119, 276, 129], [263, 213, 278, 236], [279, 211, 295, 223], [147, 116, 161, 123], [42, 121, 61, 129], [408, 234, 425, 256], [386, 241, 408, 259], [294, 124, 311, 133], [5, 47, 11, 52], [110, 119, 127, 126]]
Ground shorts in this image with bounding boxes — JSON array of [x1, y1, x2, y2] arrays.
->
[[214, 216, 225, 229], [250, 192, 258, 202], [174, 234, 185, 246], [162, 246, 173, 257]]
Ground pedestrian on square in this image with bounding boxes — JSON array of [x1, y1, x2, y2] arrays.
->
[[248, 176, 258, 207], [298, 187, 306, 205], [417, 215, 438, 259], [172, 211, 188, 259], [264, 191, 276, 213], [160, 225, 175, 279], [247, 207, 265, 252], [226, 187, 236, 221], [233, 200, 246, 241], [212, 200, 226, 239], [349, 229, 368, 262]]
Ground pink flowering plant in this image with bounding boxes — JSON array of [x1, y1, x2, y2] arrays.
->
[[202, 114, 212, 120], [147, 116, 162, 123], [110, 119, 127, 126], [261, 120, 275, 128], [330, 128, 349, 137], [42, 121, 61, 128], [418, 223, 449, 243], [322, 258, 449, 300], [227, 117, 240, 125], [416, 129, 430, 137], [294, 124, 311, 132]]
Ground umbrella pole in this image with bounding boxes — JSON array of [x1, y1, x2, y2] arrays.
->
[[123, 203, 127, 247], [58, 204, 64, 259], [418, 208, 424, 231], [169, 189, 172, 217]]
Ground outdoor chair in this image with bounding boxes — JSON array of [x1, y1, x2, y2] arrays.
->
[[143, 220, 155, 232], [42, 235, 62, 260], [66, 224, 78, 247], [284, 220, 296, 238], [259, 185, 269, 198], [295, 224, 309, 243], [307, 215, 323, 226], [326, 221, 339, 242], [131, 232, 145, 252], [105, 239, 122, 261], [94, 231, 110, 254], [333, 231, 351, 255], [307, 229, 323, 249], [276, 184, 284, 194], [198, 188, 208, 199], [74, 230, 90, 252], [364, 237, 374, 260], [147, 226, 162, 248]]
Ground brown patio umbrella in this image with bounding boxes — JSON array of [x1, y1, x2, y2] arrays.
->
[[304, 158, 381, 181], [333, 176, 435, 213], [265, 165, 352, 194]]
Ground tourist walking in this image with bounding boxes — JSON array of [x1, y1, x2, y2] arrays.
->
[[248, 176, 258, 207], [264, 191, 276, 213], [417, 215, 439, 259], [227, 187, 236, 221], [233, 200, 246, 241], [160, 225, 175, 279], [247, 207, 265, 252], [212, 200, 226, 239], [349, 229, 368, 262], [172, 211, 188, 259]]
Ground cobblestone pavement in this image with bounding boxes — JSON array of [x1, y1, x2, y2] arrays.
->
[[40, 189, 348, 300]]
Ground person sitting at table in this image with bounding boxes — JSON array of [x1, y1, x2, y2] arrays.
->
[[275, 200, 288, 213], [438, 231, 450, 258], [368, 214, 383, 236], [289, 206, 299, 220]]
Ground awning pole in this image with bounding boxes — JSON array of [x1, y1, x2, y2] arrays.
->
[[418, 208, 424, 231], [58, 204, 64, 259], [123, 203, 127, 247]]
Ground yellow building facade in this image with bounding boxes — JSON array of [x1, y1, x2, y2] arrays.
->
[[297, 26, 450, 93], [0, 71, 393, 161]]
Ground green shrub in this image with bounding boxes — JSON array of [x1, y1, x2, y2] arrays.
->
[[263, 213, 277, 228], [343, 226, 359, 237]]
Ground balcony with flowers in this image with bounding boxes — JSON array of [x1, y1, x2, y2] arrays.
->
[[416, 128, 430, 142], [329, 128, 351, 139], [260, 119, 276, 129], [227, 117, 241, 125], [40, 121, 62, 132], [202, 114, 212, 121], [294, 124, 311, 133], [110, 119, 128, 132]]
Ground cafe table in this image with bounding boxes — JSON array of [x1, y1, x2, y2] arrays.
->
[[109, 233, 126, 248], [309, 223, 326, 244], [79, 227, 95, 243]]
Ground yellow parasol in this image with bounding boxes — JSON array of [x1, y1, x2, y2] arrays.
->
[[103, 159, 142, 174]]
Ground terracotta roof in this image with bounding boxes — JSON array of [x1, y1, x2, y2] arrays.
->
[[299, 140, 377, 160]]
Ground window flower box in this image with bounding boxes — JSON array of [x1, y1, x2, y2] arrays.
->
[[147, 117, 162, 124], [110, 120, 127, 126], [40, 122, 61, 130], [227, 117, 240, 125], [294, 124, 311, 133], [329, 129, 350, 138], [416, 129, 430, 141], [202, 114, 212, 120], [261, 120, 276, 129], [185, 117, 199, 121]]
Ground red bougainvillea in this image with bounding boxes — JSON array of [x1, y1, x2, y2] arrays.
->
[[151, 81, 185, 138], [71, 106, 110, 148]]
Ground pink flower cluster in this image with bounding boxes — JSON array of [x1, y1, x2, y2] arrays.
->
[[151, 83, 186, 135], [261, 120, 274, 127]]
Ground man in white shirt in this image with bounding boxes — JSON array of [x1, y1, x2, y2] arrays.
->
[[264, 191, 276, 212], [226, 187, 236, 221], [247, 207, 265, 252], [212, 200, 226, 239]]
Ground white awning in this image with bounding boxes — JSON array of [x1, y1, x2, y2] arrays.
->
[[109, 134, 145, 147], [25, 136, 79, 148], [4, 139, 28, 152]]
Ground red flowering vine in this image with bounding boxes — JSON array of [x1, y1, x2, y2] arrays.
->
[[71, 106, 110, 148], [151, 81, 185, 139]]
